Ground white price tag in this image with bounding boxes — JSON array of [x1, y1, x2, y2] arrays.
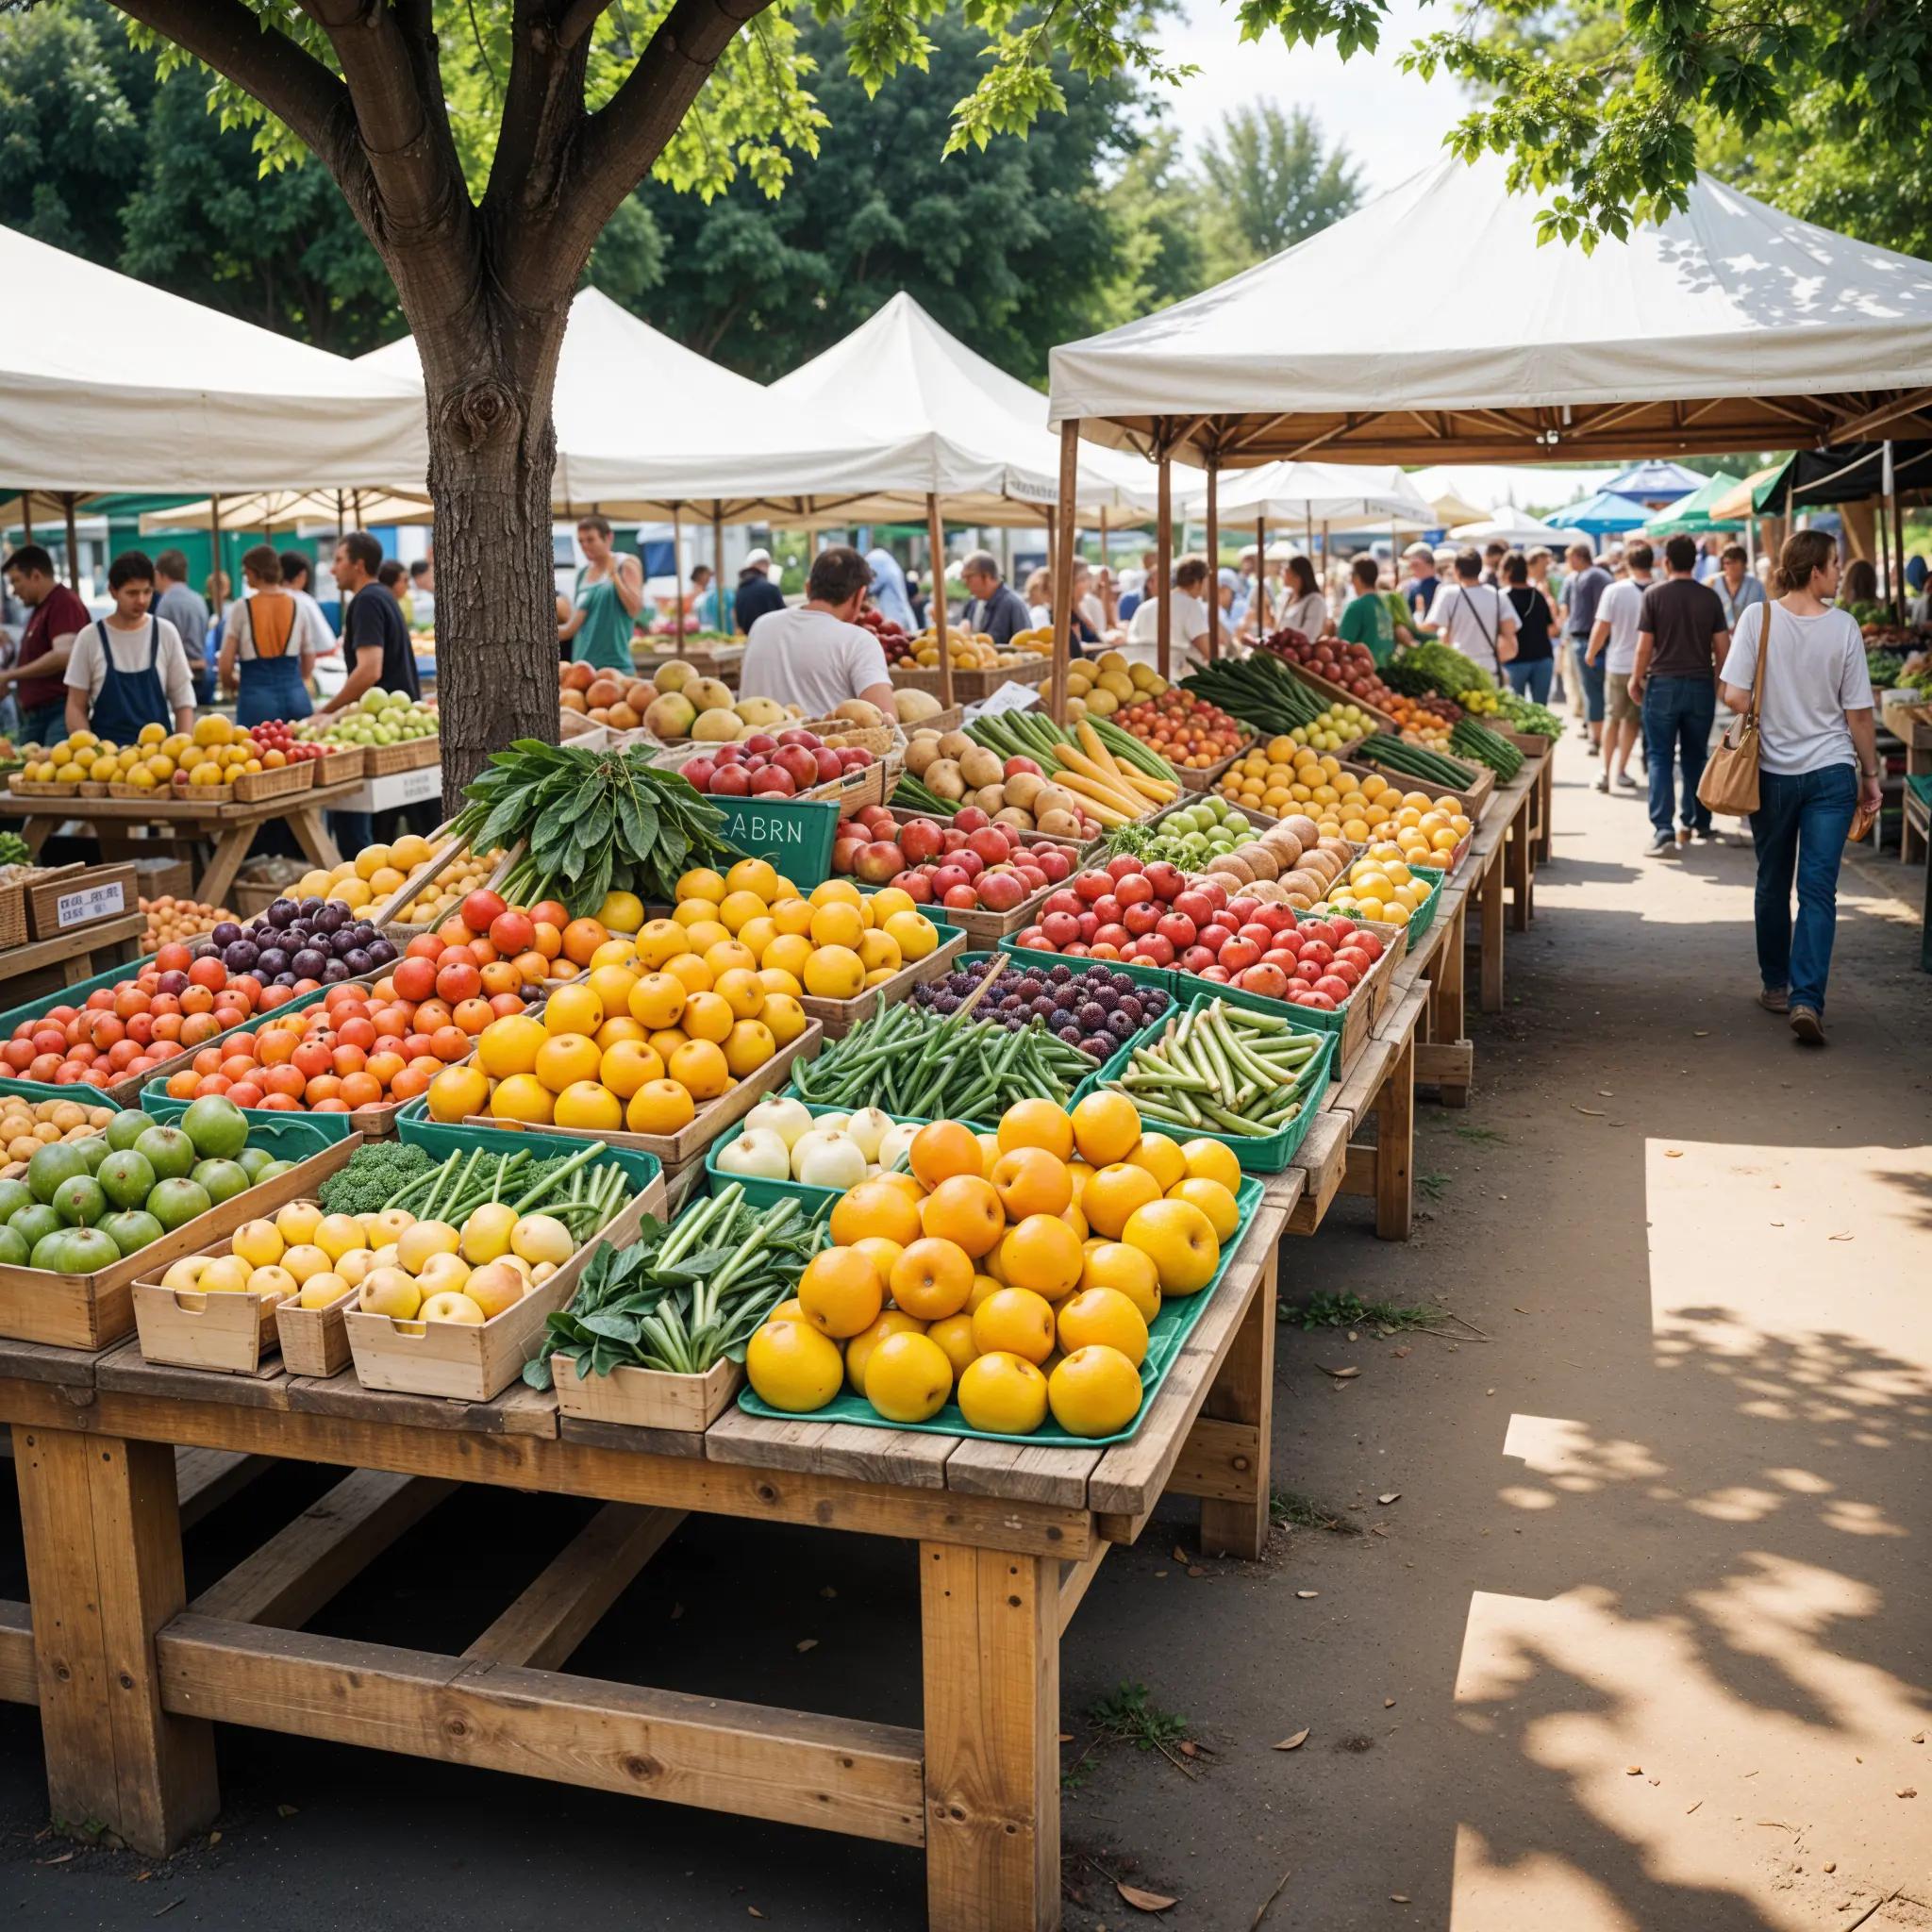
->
[[54, 879, 126, 929], [965, 680, 1042, 722], [393, 764, 441, 805]]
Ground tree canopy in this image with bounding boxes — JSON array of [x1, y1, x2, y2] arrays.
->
[[1193, 103, 1361, 275]]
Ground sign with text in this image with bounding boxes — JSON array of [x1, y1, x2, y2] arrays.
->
[[54, 878, 127, 930], [710, 797, 841, 888]]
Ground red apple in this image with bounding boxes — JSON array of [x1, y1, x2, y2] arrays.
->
[[954, 806, 991, 834], [813, 747, 844, 783], [1035, 847, 1070, 882], [711, 763, 752, 796], [930, 863, 970, 899], [776, 728, 817, 747], [854, 841, 904, 885], [942, 884, 978, 909], [978, 872, 1025, 912], [891, 868, 934, 901], [1003, 756, 1043, 779], [900, 820, 946, 864], [775, 744, 821, 788], [742, 733, 778, 756], [955, 850, 985, 880], [968, 828, 1010, 865], [752, 765, 796, 796], [682, 758, 717, 790], [1041, 909, 1081, 947], [713, 743, 745, 764], [838, 747, 873, 770]]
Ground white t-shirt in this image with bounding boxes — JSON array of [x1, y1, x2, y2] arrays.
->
[[224, 591, 333, 663], [739, 606, 891, 719], [1277, 591, 1328, 637], [65, 615, 195, 716], [1127, 591, 1210, 648], [1426, 581, 1516, 675], [1593, 577, 1649, 675], [1720, 603, 1873, 774]]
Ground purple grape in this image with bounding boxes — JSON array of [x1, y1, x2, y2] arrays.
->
[[291, 947, 326, 980], [342, 949, 373, 976], [321, 957, 351, 983], [223, 940, 258, 974], [256, 946, 289, 977], [264, 901, 297, 930]]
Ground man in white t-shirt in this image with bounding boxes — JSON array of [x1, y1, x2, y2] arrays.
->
[[1126, 555, 1213, 663], [740, 545, 895, 720], [1588, 540, 1655, 793], [1423, 549, 1518, 676], [63, 550, 196, 740]]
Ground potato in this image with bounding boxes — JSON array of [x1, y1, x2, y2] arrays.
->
[[924, 758, 966, 802], [958, 745, 1004, 790], [1004, 771, 1044, 812], [937, 730, 974, 761]]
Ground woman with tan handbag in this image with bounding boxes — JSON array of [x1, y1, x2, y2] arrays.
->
[[1716, 530, 1882, 1044]]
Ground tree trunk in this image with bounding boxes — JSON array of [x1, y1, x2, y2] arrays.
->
[[409, 305, 570, 814]]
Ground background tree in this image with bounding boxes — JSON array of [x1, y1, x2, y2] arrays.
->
[[1193, 102, 1361, 280]]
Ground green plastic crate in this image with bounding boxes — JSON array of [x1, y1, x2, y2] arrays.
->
[[708, 796, 841, 889], [0, 1073, 127, 1111], [738, 1174, 1267, 1448], [996, 932, 1178, 996], [394, 1104, 662, 1199], [1078, 994, 1334, 1174]]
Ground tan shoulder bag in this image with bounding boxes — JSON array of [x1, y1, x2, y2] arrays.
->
[[1698, 604, 1773, 815]]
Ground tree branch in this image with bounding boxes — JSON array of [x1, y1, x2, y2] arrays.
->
[[558, 0, 615, 45], [487, 0, 596, 217], [108, 0, 351, 163]]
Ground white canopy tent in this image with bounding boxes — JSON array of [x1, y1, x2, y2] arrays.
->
[[1172, 460, 1434, 529], [1448, 510, 1587, 547], [140, 488, 435, 535], [0, 225, 426, 495], [1409, 464, 1619, 517], [1047, 153, 1932, 466]]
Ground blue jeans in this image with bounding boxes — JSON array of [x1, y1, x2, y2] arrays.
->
[[1574, 648, 1606, 722], [1749, 763, 1857, 1010], [1641, 676, 1716, 836], [1506, 658, 1554, 703]]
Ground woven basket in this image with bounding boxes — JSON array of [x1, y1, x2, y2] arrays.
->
[[232, 760, 316, 803], [312, 745, 365, 784]]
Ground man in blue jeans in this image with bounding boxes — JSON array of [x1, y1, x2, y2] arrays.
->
[[1630, 535, 1729, 857], [1561, 541, 1611, 754]]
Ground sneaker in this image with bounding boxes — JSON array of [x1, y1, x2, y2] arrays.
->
[[1594, 773, 1610, 793], [1647, 830, 1676, 856], [1585, 741, 1599, 758], [1790, 1005, 1824, 1044], [1695, 826, 1721, 843], [1757, 988, 1789, 1013], [1675, 828, 1692, 848], [1616, 773, 1641, 791]]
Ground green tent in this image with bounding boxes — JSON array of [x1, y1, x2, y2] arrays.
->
[[1644, 472, 1748, 537]]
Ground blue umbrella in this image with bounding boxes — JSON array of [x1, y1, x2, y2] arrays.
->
[[1549, 489, 1656, 537]]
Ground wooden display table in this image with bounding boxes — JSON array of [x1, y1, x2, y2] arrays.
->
[[1395, 880, 1473, 1106], [7, 783, 357, 910], [1458, 769, 1539, 1013], [0, 909, 146, 994], [0, 1196, 1288, 1931]]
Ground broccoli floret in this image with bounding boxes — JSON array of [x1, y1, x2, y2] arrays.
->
[[317, 1141, 436, 1218]]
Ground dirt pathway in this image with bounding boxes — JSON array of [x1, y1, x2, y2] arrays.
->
[[1, 751, 1926, 1931]]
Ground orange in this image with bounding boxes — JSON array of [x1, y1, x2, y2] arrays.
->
[[995, 1213, 1085, 1301], [1056, 1287, 1149, 1367], [858, 929, 901, 974], [718, 890, 768, 934], [862, 1331, 953, 1423], [757, 966, 803, 999], [1168, 1175, 1240, 1242], [1080, 1241, 1161, 1324], [762, 993, 807, 1045], [957, 1351, 1049, 1434], [675, 867, 726, 903], [829, 1177, 923, 1249], [735, 915, 777, 961], [808, 901, 865, 951], [808, 877, 861, 909], [425, 1062, 489, 1122], [798, 1246, 884, 1339], [966, 1273, 1006, 1314], [722, 1019, 775, 1078], [1079, 1161, 1161, 1240], [990, 1146, 1073, 1221], [770, 897, 816, 938], [646, 1025, 690, 1060], [909, 1119, 982, 1191], [490, 1073, 554, 1124], [1071, 1090, 1141, 1168], [585, 963, 639, 1017], [680, 990, 734, 1043], [888, 1237, 974, 1320], [625, 1079, 694, 1135], [663, 952, 713, 994], [802, 946, 864, 1000], [1047, 1345, 1142, 1437], [476, 1014, 545, 1079], [713, 967, 763, 1019], [598, 1039, 663, 1098], [883, 909, 938, 960], [844, 1309, 927, 1393], [724, 858, 780, 901], [534, 1031, 601, 1092], [673, 899, 717, 929], [1121, 1198, 1219, 1295], [543, 981, 603, 1038], [668, 1038, 730, 1100], [970, 1286, 1056, 1365], [873, 1171, 924, 1207], [745, 1319, 841, 1413], [1125, 1131, 1187, 1193], [594, 1015, 646, 1050], [925, 1312, 979, 1378], [762, 932, 813, 979], [634, 918, 687, 969], [627, 973, 686, 1029], [918, 1174, 1004, 1257], [553, 1080, 623, 1131], [561, 918, 609, 966], [702, 940, 758, 980], [850, 1235, 906, 1291], [1178, 1138, 1242, 1192], [996, 1097, 1074, 1161], [978, 1132, 1003, 1178]]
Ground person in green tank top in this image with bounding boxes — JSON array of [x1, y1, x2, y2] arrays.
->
[[1337, 554, 1415, 667], [558, 514, 643, 672]]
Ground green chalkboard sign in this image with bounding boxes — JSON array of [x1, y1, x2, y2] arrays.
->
[[710, 796, 841, 887]]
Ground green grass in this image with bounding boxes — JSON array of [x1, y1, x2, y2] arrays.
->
[[1417, 1171, 1452, 1201], [1089, 1682, 1190, 1755], [1283, 1290, 1439, 1332], [1449, 1124, 1508, 1144], [1270, 1486, 1358, 1534]]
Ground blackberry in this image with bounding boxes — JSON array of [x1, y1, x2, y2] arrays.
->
[[932, 992, 961, 1014], [1058, 1025, 1086, 1048], [1105, 1009, 1136, 1039], [1049, 1008, 1075, 1031], [1076, 1001, 1107, 1029], [1047, 963, 1073, 983]]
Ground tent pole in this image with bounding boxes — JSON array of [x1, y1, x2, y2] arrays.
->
[[1156, 452, 1173, 684], [63, 493, 81, 595], [1321, 521, 1330, 616], [672, 505, 685, 647], [927, 493, 953, 715], [713, 507, 725, 634], [20, 494, 33, 546], [210, 494, 222, 610], [1050, 425, 1078, 724], [1255, 515, 1267, 637], [1204, 454, 1220, 663], [1890, 474, 1907, 625]]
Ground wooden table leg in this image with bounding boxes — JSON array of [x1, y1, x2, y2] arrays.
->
[[1374, 1034, 1414, 1241], [286, 804, 343, 874], [1197, 1244, 1276, 1558], [1535, 757, 1554, 861], [194, 823, 258, 912], [1507, 797, 1533, 932], [11, 1424, 217, 1855], [1479, 852, 1506, 1013], [922, 1542, 1060, 1932], [19, 815, 54, 859]]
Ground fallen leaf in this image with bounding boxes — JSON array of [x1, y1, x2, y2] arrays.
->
[[1391, 1894, 1410, 1903], [1664, 1149, 1683, 1158], [1316, 1363, 1360, 1379], [795, 1638, 818, 1653], [1296, 1590, 1320, 1599], [1058, 1733, 1074, 1743], [1173, 1546, 1191, 1564], [1187, 1566, 1207, 1578], [1274, 1729, 1310, 1751], [1118, 1882, 1178, 1912], [37, 1852, 73, 1866], [1573, 1106, 1605, 1117], [1898, 1789, 1918, 1798], [1377, 1492, 1401, 1505], [1392, 1345, 1411, 1358]]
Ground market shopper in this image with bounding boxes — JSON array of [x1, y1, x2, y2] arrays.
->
[[218, 543, 325, 726], [1720, 530, 1880, 1043], [153, 550, 211, 703], [408, 557, 436, 629], [1339, 553, 1411, 664], [1500, 551, 1557, 701], [1589, 541, 1655, 793], [558, 515, 643, 671], [321, 531, 419, 713], [1564, 541, 1613, 746], [864, 546, 917, 631], [1401, 542, 1440, 625], [376, 558, 414, 626], [958, 551, 1032, 645], [1424, 548, 1518, 675], [740, 544, 895, 718], [0, 543, 89, 743], [1277, 554, 1329, 637], [62, 551, 196, 741], [1715, 541, 1767, 632], [733, 547, 786, 633], [1126, 555, 1213, 658], [1630, 534, 1729, 856], [1481, 541, 1508, 586]]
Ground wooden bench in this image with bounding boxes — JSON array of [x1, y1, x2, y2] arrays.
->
[[0, 1194, 1290, 1932]]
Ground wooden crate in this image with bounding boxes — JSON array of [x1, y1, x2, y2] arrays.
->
[[6, 775, 83, 797], [551, 1352, 739, 1431], [344, 1168, 667, 1402], [277, 1279, 358, 1378], [798, 926, 966, 1038], [924, 881, 1052, 947], [25, 861, 141, 940], [0, 877, 27, 950], [132, 1279, 289, 1377], [0, 1131, 359, 1351], [232, 760, 316, 804]]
